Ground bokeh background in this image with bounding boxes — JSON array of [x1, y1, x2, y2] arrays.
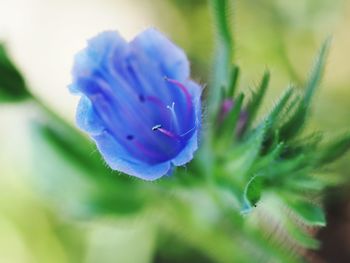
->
[[0, 0, 349, 262]]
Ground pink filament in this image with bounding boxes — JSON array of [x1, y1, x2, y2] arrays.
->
[[157, 127, 179, 140], [153, 125, 180, 141]]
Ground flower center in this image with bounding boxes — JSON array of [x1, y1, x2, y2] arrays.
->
[[119, 77, 196, 163]]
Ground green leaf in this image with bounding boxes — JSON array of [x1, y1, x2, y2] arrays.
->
[[317, 133, 350, 164], [304, 37, 332, 106], [210, 0, 234, 51], [252, 142, 284, 173], [280, 39, 331, 140], [260, 87, 293, 153], [225, 121, 267, 178], [281, 132, 323, 159], [32, 120, 147, 216], [227, 64, 240, 98], [32, 97, 109, 177], [88, 184, 147, 215], [265, 86, 294, 126], [285, 176, 325, 193], [288, 201, 326, 227], [243, 174, 265, 210], [32, 120, 109, 177], [244, 71, 270, 132], [0, 43, 30, 102]]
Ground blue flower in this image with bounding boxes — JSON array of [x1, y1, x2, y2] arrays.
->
[[70, 28, 201, 180]]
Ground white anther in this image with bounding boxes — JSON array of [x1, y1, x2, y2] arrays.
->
[[166, 102, 175, 111], [166, 102, 179, 132], [152, 124, 162, 131]]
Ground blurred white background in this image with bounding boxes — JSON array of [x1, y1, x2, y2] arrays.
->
[[0, 0, 160, 120]]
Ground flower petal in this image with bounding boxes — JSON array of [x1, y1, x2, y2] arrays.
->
[[76, 95, 104, 135], [171, 131, 198, 166], [171, 80, 201, 166], [131, 28, 190, 81], [70, 31, 128, 94], [93, 130, 171, 180], [186, 80, 202, 121]]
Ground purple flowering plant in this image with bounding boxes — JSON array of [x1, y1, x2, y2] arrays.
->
[[1, 0, 350, 262]]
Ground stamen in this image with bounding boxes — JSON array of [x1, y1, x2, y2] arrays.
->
[[179, 126, 196, 137], [164, 77, 192, 112], [152, 124, 180, 140], [152, 124, 162, 131], [166, 102, 175, 111], [166, 102, 179, 132]]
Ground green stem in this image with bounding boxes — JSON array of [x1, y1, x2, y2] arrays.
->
[[208, 0, 235, 120]]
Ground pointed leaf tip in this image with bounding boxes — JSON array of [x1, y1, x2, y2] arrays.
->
[[304, 38, 331, 106], [289, 201, 326, 227], [227, 64, 240, 98], [279, 39, 331, 141], [243, 174, 265, 209], [244, 71, 270, 132], [317, 133, 350, 164], [0, 43, 30, 102]]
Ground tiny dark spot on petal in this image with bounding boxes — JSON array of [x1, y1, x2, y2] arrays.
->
[[126, 135, 134, 140], [139, 94, 145, 102]]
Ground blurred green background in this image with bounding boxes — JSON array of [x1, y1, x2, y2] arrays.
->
[[0, 0, 349, 262]]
